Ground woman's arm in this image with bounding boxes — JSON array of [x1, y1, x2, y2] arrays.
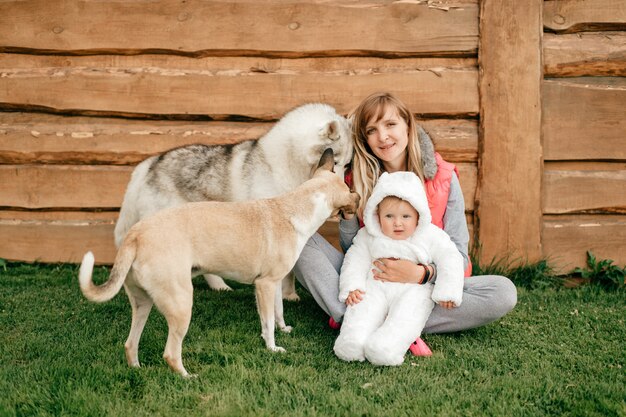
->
[[443, 173, 470, 270], [339, 216, 360, 253]]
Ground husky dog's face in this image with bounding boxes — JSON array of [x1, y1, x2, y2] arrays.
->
[[310, 118, 353, 179], [273, 103, 353, 181]]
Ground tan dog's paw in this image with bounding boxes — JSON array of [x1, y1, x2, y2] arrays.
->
[[270, 346, 286, 353], [280, 325, 293, 333], [282, 292, 300, 302]]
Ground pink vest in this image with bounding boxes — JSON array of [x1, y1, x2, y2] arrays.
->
[[424, 153, 472, 277], [424, 153, 457, 229]]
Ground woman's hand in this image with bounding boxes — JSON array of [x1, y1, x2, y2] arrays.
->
[[372, 258, 424, 284]]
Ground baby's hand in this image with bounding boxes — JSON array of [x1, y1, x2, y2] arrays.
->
[[438, 301, 457, 309], [346, 290, 365, 306]]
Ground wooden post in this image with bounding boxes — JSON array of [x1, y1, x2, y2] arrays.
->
[[476, 1, 543, 264]]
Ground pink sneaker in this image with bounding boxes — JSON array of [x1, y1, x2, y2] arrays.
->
[[409, 338, 432, 356], [328, 317, 342, 330]]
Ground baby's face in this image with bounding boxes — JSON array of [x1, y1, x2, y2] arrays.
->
[[378, 198, 419, 240]]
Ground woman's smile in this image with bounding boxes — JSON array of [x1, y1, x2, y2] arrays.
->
[[365, 107, 409, 172]]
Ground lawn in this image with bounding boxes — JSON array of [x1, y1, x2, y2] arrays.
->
[[0, 262, 624, 417]]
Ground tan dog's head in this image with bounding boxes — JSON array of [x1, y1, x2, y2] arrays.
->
[[313, 148, 360, 220]]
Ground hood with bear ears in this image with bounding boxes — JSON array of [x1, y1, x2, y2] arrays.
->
[[363, 171, 432, 239]]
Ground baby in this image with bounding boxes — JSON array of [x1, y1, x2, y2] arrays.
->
[[334, 171, 464, 366]]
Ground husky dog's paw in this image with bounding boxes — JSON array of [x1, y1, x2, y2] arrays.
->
[[279, 325, 293, 334], [270, 346, 286, 353], [204, 274, 233, 291], [211, 284, 233, 292]]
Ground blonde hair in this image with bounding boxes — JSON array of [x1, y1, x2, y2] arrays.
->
[[350, 92, 425, 218]]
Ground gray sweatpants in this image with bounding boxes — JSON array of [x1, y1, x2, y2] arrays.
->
[[293, 233, 518, 334]]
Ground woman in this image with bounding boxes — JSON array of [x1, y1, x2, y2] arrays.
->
[[293, 92, 516, 340]]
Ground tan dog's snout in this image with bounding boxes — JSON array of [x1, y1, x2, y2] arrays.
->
[[340, 192, 360, 220]]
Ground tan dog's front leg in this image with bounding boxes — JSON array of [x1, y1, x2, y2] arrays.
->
[[255, 278, 285, 352], [274, 283, 292, 333]]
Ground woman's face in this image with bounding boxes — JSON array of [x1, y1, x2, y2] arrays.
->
[[364, 106, 409, 172]]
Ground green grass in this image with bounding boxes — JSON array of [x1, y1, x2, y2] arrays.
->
[[1, 263, 624, 417]]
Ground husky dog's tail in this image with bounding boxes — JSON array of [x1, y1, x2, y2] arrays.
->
[[79, 236, 137, 303]]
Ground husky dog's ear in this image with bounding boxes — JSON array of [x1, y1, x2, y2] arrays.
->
[[316, 148, 335, 172], [319, 120, 341, 141], [346, 114, 354, 131]]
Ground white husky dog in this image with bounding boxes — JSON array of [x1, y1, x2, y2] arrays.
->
[[114, 103, 353, 296]]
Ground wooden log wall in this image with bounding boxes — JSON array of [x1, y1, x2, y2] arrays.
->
[[1, 0, 623, 274], [542, 0, 626, 272], [0, 0, 480, 264]]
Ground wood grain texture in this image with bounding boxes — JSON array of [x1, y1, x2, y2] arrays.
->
[[544, 0, 626, 34], [0, 114, 270, 165], [476, 0, 543, 263], [0, 113, 478, 165], [0, 60, 479, 119], [544, 32, 626, 77], [0, 211, 118, 264], [0, 211, 474, 265], [543, 163, 626, 214], [0, 54, 477, 73], [0, 163, 477, 211], [543, 214, 626, 273], [542, 78, 626, 161], [0, 0, 478, 56], [0, 165, 132, 209]]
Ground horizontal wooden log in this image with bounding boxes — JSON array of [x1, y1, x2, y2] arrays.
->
[[0, 54, 477, 73], [0, 163, 477, 211], [0, 115, 269, 165], [0, 113, 478, 165], [0, 210, 475, 264], [0, 0, 478, 57], [0, 165, 131, 209], [0, 59, 479, 118], [543, 162, 626, 214], [544, 32, 626, 77], [544, 0, 626, 33], [543, 214, 626, 273], [421, 119, 478, 163], [0, 211, 118, 264], [457, 163, 476, 212], [542, 78, 626, 161]]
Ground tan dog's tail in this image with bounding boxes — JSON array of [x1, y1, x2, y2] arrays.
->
[[79, 237, 137, 303]]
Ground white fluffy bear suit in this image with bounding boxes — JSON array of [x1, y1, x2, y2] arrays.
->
[[333, 171, 464, 366]]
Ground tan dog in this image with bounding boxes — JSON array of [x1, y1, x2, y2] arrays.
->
[[78, 149, 359, 377]]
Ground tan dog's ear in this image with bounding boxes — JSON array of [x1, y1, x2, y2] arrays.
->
[[316, 148, 335, 173]]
